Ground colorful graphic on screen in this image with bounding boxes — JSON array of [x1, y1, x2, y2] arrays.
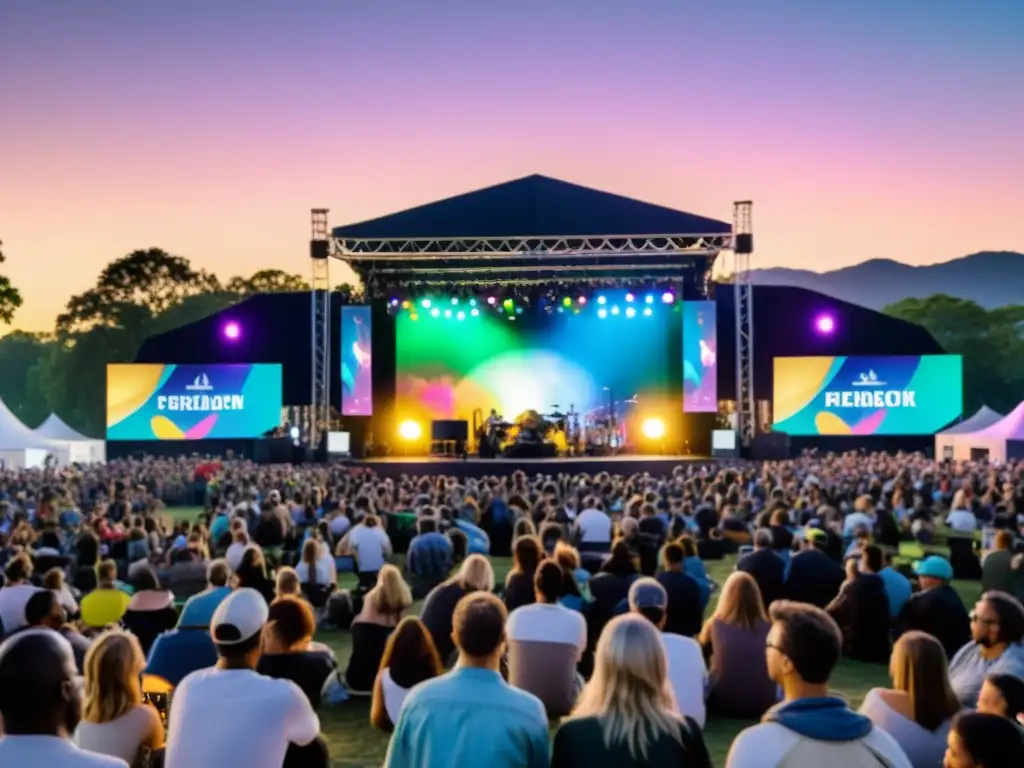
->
[[772, 355, 962, 436], [682, 301, 717, 412], [107, 364, 283, 440], [396, 296, 675, 426], [340, 306, 373, 416]]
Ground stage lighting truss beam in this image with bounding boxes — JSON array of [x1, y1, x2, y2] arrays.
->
[[732, 201, 755, 448], [310, 209, 331, 450]]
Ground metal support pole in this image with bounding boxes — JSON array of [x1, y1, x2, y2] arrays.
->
[[732, 201, 755, 447], [310, 209, 331, 451]]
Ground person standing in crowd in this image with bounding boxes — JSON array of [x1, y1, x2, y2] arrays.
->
[[726, 601, 912, 768], [948, 591, 1024, 708], [164, 589, 322, 768], [384, 593, 549, 768], [826, 544, 892, 664], [698, 571, 776, 718], [551, 614, 712, 768], [655, 541, 705, 637], [627, 578, 709, 727], [896, 555, 971, 661], [0, 630, 127, 767], [943, 711, 1024, 767], [859, 631, 960, 768], [73, 630, 165, 765], [735, 529, 786, 609]]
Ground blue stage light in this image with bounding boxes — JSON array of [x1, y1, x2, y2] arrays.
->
[[610, 306, 620, 316], [625, 293, 635, 303], [597, 308, 608, 319], [643, 307, 653, 317], [596, 295, 607, 305], [625, 307, 636, 318], [644, 294, 654, 304]]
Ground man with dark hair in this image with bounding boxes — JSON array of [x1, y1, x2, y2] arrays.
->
[[727, 601, 912, 768], [0, 630, 126, 766], [629, 578, 708, 727], [948, 590, 1024, 708], [164, 588, 322, 768], [0, 552, 41, 634], [736, 528, 786, 609], [386, 593, 549, 768], [656, 541, 705, 636], [506, 559, 587, 658], [785, 529, 846, 608], [825, 544, 892, 663], [20, 589, 92, 672]]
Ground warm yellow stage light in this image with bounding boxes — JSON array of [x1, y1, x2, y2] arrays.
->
[[641, 417, 666, 440], [398, 420, 422, 441]]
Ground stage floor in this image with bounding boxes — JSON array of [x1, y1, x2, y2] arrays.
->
[[356, 454, 712, 478]]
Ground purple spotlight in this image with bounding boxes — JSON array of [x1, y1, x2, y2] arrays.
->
[[814, 314, 836, 335], [222, 321, 241, 341], [661, 291, 674, 304]]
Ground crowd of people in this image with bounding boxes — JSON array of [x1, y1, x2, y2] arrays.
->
[[0, 452, 1022, 767]]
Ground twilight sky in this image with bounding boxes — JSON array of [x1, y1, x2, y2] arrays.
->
[[2, 0, 1022, 332]]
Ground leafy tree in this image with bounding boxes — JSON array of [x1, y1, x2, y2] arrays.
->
[[0, 240, 23, 325], [56, 248, 221, 335], [884, 294, 1024, 414], [226, 269, 309, 294], [0, 331, 50, 425]]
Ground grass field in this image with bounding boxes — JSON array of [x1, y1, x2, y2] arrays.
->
[[164, 507, 983, 768]]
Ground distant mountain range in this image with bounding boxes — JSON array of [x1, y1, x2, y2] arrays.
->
[[748, 251, 1023, 310]]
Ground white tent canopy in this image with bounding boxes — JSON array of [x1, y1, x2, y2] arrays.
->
[[0, 399, 71, 468], [33, 413, 106, 464], [937, 406, 1004, 435], [936, 401, 1024, 463]]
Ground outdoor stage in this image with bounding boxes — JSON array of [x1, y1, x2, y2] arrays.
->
[[356, 454, 714, 478]]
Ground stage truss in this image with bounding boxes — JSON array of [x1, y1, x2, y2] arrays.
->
[[310, 206, 756, 447]]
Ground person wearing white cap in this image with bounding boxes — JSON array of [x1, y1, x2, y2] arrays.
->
[[164, 588, 322, 768], [628, 577, 709, 727]]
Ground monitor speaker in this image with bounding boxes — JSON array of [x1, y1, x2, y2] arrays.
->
[[431, 420, 468, 455]]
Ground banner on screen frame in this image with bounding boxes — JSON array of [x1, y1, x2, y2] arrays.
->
[[682, 301, 717, 412], [772, 355, 962, 436], [340, 306, 373, 416], [107, 364, 283, 440]]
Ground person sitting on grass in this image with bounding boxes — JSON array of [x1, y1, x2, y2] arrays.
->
[[384, 593, 549, 768], [370, 617, 444, 733], [80, 560, 132, 631], [948, 591, 1024, 708], [726, 600, 912, 768], [976, 673, 1024, 723]]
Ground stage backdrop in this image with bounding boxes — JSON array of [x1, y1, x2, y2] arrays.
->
[[107, 363, 283, 440], [682, 300, 717, 412], [340, 306, 373, 416], [396, 294, 677, 425], [772, 355, 962, 436]]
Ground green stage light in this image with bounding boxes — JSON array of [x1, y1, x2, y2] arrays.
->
[[562, 297, 572, 307], [503, 298, 514, 311], [420, 298, 432, 309], [430, 308, 440, 318]]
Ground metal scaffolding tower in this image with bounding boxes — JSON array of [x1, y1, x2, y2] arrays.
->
[[310, 209, 331, 450], [732, 201, 755, 446]]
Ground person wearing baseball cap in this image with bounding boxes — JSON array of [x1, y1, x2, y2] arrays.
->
[[895, 555, 971, 660], [628, 578, 709, 727], [163, 589, 322, 768]]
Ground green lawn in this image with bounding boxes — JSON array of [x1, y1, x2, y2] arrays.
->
[[164, 507, 983, 768]]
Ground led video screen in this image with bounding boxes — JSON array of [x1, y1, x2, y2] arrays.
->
[[340, 306, 373, 416], [772, 355, 963, 436], [396, 295, 676, 425], [107, 363, 283, 440], [682, 300, 717, 412]]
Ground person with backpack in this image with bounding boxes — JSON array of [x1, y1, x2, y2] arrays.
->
[[726, 601, 912, 768]]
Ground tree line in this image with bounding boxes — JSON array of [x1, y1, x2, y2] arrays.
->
[[0, 248, 358, 437]]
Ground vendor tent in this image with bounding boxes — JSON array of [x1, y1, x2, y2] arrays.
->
[[936, 401, 1024, 463], [34, 413, 106, 463], [935, 406, 1003, 458], [0, 399, 70, 468]]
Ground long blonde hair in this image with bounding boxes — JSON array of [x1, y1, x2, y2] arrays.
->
[[82, 629, 145, 724], [453, 554, 495, 593], [890, 631, 961, 731], [698, 571, 767, 646], [571, 614, 686, 760], [369, 564, 413, 616]]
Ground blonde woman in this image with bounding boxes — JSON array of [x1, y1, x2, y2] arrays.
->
[[552, 614, 711, 767], [860, 631, 960, 768], [419, 554, 495, 664], [74, 630, 164, 765], [344, 565, 413, 693], [697, 571, 776, 717]]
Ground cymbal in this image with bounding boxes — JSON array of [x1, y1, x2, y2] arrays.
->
[[547, 411, 567, 419]]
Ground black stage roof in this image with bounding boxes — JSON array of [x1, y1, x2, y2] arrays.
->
[[332, 174, 731, 242]]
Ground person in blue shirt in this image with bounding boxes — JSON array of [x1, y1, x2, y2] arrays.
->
[[384, 592, 549, 768], [877, 551, 912, 618], [177, 560, 232, 629], [406, 517, 454, 599]]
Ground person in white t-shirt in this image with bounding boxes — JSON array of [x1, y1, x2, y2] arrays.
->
[[0, 629, 127, 767], [507, 560, 588, 658], [574, 498, 613, 553], [628, 578, 709, 727], [342, 514, 392, 588], [164, 588, 322, 768], [0, 553, 42, 635]]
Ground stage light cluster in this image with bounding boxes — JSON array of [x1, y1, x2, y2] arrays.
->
[[391, 288, 679, 321]]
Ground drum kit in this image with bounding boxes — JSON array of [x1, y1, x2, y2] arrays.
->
[[481, 402, 627, 457]]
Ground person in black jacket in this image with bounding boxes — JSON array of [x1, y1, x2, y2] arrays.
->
[[655, 542, 704, 637], [735, 529, 786, 609], [785, 530, 846, 608], [895, 555, 971, 661], [825, 545, 892, 663]]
